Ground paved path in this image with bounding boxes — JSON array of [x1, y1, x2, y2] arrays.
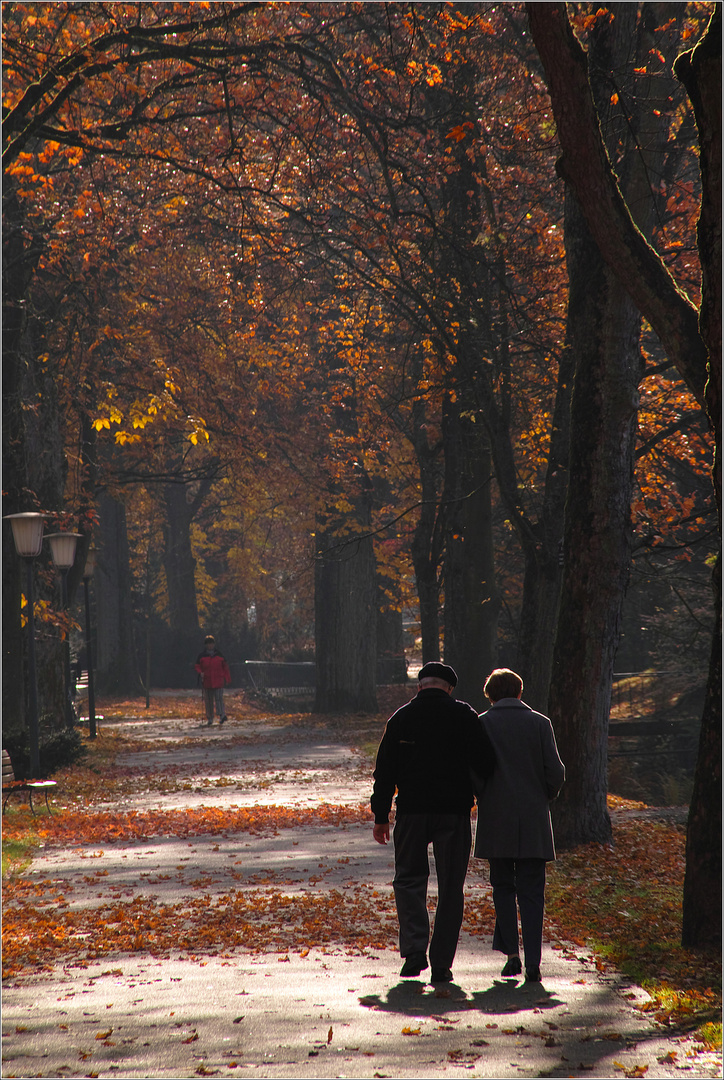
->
[[2, 703, 720, 1079]]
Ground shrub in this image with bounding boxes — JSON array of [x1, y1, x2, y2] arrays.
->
[[3, 722, 87, 779]]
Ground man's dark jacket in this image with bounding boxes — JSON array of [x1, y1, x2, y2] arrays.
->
[[371, 688, 495, 823]]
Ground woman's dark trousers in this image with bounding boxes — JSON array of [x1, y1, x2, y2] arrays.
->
[[392, 812, 471, 969], [488, 857, 547, 970]]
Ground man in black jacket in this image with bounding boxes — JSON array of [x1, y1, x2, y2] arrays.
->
[[371, 662, 495, 983]]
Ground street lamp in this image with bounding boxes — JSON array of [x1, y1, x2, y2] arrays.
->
[[82, 548, 98, 739], [4, 512, 46, 778], [46, 532, 82, 728]]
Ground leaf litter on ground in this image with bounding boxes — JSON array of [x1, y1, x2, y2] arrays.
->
[[2, 690, 721, 1051]]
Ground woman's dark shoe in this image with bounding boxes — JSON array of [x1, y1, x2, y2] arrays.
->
[[525, 967, 542, 982], [501, 956, 522, 977], [400, 952, 428, 977], [431, 967, 453, 983]]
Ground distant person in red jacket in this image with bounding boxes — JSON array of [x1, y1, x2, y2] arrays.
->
[[195, 635, 231, 727]]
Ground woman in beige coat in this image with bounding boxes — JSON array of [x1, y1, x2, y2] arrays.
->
[[473, 668, 565, 982]]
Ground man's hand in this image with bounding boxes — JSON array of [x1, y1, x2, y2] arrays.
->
[[373, 823, 390, 845]]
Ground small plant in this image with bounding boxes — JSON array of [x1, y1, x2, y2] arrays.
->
[[4, 722, 87, 779]]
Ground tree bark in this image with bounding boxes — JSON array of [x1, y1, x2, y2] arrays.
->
[[314, 388, 378, 713], [409, 412, 444, 665], [315, 521, 377, 713], [675, 8, 722, 951], [162, 480, 200, 631], [549, 193, 644, 847], [442, 396, 498, 711], [515, 320, 574, 711], [95, 494, 139, 695]]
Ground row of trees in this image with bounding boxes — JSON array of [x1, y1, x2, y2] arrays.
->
[[3, 3, 719, 946]]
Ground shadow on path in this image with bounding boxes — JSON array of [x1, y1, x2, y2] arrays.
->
[[359, 976, 564, 1016]]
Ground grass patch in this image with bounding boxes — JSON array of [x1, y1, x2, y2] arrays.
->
[[547, 806, 721, 1036], [2, 828, 39, 879]]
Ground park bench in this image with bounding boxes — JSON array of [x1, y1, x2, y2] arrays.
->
[[2, 749, 57, 815]]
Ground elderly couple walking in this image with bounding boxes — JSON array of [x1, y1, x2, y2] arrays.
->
[[371, 662, 565, 985]]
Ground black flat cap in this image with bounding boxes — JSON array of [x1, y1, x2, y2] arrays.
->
[[418, 662, 458, 687]]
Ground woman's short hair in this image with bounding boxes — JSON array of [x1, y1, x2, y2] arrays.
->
[[484, 668, 523, 702], [204, 635, 215, 645]]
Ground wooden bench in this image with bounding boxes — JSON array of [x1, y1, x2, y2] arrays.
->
[[2, 748, 57, 815]]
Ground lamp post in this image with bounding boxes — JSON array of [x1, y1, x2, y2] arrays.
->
[[46, 532, 82, 729], [4, 512, 46, 778], [82, 549, 98, 739]]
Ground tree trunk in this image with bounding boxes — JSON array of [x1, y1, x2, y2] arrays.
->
[[95, 494, 140, 694], [442, 396, 498, 711], [162, 481, 200, 631], [676, 8, 722, 951], [549, 191, 644, 848], [516, 328, 574, 711], [376, 576, 408, 685], [409, 413, 444, 664], [315, 522, 377, 713]]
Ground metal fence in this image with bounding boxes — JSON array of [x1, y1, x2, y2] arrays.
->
[[243, 661, 316, 696]]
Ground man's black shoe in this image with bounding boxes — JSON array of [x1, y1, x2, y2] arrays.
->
[[400, 952, 428, 978], [525, 967, 542, 982], [501, 956, 522, 977], [431, 967, 453, 983]]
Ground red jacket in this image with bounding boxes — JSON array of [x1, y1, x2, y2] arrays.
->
[[195, 650, 231, 689]]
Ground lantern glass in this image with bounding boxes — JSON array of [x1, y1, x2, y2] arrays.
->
[[46, 532, 82, 570], [4, 513, 46, 557]]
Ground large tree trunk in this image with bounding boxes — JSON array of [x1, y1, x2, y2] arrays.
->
[[314, 386, 377, 712], [442, 396, 498, 711], [532, 3, 695, 847], [516, 331, 574, 711], [376, 578, 408, 685], [95, 494, 140, 695], [409, 412, 444, 665], [315, 521, 377, 713], [162, 480, 200, 630], [2, 178, 67, 731], [2, 181, 32, 735], [528, 0, 719, 935], [549, 197, 644, 846], [676, 9, 721, 951]]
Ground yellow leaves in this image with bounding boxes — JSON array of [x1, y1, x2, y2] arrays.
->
[[92, 405, 123, 431], [613, 1064, 648, 1078], [188, 421, 210, 447], [401, 1026, 421, 1035], [95, 1028, 113, 1040]]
